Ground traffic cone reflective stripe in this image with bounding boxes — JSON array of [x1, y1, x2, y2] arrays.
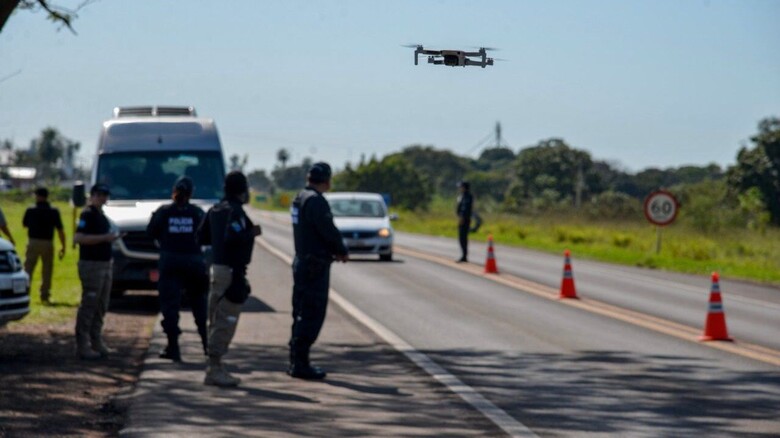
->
[[484, 235, 498, 274], [700, 272, 732, 342], [559, 249, 578, 299]]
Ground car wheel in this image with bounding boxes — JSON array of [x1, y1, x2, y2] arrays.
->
[[379, 253, 393, 262]]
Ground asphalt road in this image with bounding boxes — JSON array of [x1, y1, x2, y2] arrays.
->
[[254, 209, 780, 437]]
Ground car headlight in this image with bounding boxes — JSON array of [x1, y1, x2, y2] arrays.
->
[[377, 228, 391, 238]]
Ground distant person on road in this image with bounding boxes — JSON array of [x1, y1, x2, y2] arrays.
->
[[147, 176, 209, 363], [197, 171, 261, 387], [23, 187, 66, 304], [0, 206, 15, 246], [288, 162, 348, 380], [455, 180, 473, 263], [73, 184, 122, 360]]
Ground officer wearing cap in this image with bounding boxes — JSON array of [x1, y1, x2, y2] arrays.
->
[[288, 161, 348, 379], [73, 183, 122, 360], [197, 171, 261, 387], [456, 180, 473, 263], [147, 176, 208, 362]]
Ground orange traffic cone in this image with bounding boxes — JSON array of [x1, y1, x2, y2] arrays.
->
[[559, 249, 578, 299], [700, 272, 733, 342], [484, 234, 499, 274]]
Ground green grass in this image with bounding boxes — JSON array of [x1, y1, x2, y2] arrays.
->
[[392, 202, 780, 285], [2, 200, 84, 326]]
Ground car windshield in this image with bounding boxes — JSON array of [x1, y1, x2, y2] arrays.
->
[[329, 199, 386, 218], [96, 151, 225, 200]]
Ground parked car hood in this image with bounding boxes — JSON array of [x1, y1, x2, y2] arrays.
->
[[332, 217, 391, 231], [0, 237, 13, 251]]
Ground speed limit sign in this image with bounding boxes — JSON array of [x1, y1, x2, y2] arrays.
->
[[644, 190, 679, 226]]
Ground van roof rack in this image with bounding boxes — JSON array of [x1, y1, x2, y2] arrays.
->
[[113, 106, 197, 118]]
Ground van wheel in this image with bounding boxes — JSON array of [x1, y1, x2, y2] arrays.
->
[[380, 253, 393, 262]]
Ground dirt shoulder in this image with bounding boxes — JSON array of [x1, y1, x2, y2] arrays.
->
[[0, 292, 157, 438]]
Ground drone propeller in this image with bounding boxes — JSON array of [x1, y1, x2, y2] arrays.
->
[[402, 44, 424, 48], [491, 57, 509, 62], [471, 46, 500, 51]]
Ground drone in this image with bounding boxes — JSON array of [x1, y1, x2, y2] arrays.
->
[[407, 45, 496, 68]]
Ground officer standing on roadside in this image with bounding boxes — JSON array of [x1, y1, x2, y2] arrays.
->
[[23, 187, 67, 304], [455, 180, 473, 263], [147, 176, 208, 362], [73, 184, 121, 360], [288, 162, 348, 380], [197, 171, 261, 387]]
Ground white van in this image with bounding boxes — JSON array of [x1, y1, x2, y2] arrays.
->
[[90, 106, 226, 294]]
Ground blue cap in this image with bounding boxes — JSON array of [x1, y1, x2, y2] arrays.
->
[[90, 183, 111, 195], [307, 162, 332, 183]]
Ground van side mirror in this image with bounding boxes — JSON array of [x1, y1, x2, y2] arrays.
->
[[389, 213, 399, 221], [72, 182, 86, 207]]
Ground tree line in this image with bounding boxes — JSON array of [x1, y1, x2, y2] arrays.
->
[[259, 117, 779, 229]]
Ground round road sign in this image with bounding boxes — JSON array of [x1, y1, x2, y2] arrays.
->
[[644, 190, 679, 226]]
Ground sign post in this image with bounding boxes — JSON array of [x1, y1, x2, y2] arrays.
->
[[643, 190, 679, 254]]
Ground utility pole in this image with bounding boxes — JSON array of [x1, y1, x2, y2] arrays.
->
[[495, 121, 502, 148]]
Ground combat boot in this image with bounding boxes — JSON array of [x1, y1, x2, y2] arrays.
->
[[91, 338, 115, 358], [77, 339, 101, 360], [288, 346, 326, 380], [159, 334, 182, 362], [204, 356, 240, 387]]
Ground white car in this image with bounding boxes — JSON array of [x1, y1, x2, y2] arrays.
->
[[0, 238, 30, 326], [325, 192, 396, 261]]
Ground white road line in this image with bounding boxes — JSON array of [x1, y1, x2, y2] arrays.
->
[[256, 237, 538, 438]]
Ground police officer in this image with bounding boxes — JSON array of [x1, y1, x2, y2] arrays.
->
[[455, 180, 473, 263], [23, 187, 66, 304], [73, 183, 121, 360], [197, 171, 261, 387], [288, 162, 348, 380], [147, 176, 208, 362]]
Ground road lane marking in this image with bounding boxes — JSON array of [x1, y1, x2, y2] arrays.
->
[[256, 236, 539, 438], [395, 245, 780, 368]]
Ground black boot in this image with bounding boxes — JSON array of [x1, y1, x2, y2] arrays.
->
[[160, 334, 182, 362], [197, 325, 208, 356], [287, 343, 326, 380]]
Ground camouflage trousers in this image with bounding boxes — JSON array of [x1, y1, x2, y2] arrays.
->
[[75, 260, 112, 346], [207, 264, 242, 358], [25, 239, 54, 300]]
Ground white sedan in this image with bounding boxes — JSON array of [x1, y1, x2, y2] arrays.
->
[[325, 192, 396, 261]]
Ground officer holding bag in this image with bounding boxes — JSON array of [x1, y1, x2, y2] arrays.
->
[[197, 171, 261, 387]]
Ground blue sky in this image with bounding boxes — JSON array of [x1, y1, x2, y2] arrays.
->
[[1, 0, 778, 174]]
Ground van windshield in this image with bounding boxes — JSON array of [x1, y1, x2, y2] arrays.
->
[[96, 151, 225, 200], [328, 199, 386, 218]]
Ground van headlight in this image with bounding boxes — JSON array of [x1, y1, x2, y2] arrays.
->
[[377, 228, 391, 238]]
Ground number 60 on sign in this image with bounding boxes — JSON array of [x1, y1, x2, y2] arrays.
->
[[644, 190, 679, 226]]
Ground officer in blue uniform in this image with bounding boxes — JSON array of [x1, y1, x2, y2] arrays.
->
[[289, 162, 348, 379], [456, 180, 473, 263], [147, 176, 208, 362]]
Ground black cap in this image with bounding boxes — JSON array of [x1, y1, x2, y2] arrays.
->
[[307, 162, 332, 184], [458, 180, 470, 190], [173, 176, 194, 195], [224, 171, 248, 196], [90, 183, 111, 195], [34, 187, 49, 197]]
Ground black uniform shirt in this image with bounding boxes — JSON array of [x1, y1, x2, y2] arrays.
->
[[147, 202, 204, 254], [291, 187, 347, 259], [76, 205, 112, 261], [456, 191, 473, 221], [23, 202, 63, 240], [197, 198, 255, 269]]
